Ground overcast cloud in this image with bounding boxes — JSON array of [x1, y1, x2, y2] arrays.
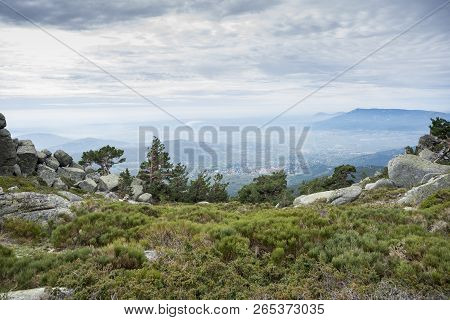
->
[[0, 0, 449, 137]]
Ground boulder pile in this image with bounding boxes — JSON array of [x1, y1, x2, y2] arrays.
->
[[294, 131, 450, 207]]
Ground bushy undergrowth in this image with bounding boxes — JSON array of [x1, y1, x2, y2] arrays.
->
[[0, 191, 449, 299]]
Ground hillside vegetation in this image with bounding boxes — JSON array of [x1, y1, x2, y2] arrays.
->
[[1, 183, 449, 299]]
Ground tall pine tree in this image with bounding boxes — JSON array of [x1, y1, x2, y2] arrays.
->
[[139, 137, 173, 201]]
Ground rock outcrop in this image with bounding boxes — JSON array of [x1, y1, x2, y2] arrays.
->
[[2, 287, 73, 300], [364, 178, 396, 191], [137, 193, 152, 203], [398, 174, 450, 206], [16, 140, 38, 176], [53, 150, 73, 167], [98, 174, 120, 192], [0, 192, 74, 223], [0, 114, 17, 176], [294, 185, 362, 206], [388, 154, 449, 188], [130, 178, 144, 200], [57, 167, 86, 184], [37, 165, 58, 187], [76, 178, 98, 193]]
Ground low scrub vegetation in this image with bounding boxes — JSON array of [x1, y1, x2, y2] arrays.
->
[[1, 189, 449, 299]]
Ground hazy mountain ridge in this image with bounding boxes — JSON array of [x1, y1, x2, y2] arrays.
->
[[312, 108, 449, 131]]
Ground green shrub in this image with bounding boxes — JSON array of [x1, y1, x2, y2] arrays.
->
[[429, 117, 449, 139], [420, 189, 450, 209], [271, 247, 285, 263], [1, 218, 46, 242], [215, 235, 250, 261], [299, 165, 356, 195], [107, 242, 146, 270]]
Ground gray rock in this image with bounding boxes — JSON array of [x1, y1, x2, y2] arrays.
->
[[84, 166, 96, 174], [364, 178, 396, 191], [0, 192, 74, 223], [45, 156, 60, 170], [57, 167, 86, 184], [418, 148, 440, 162], [57, 191, 83, 202], [388, 154, 449, 188], [52, 178, 68, 191], [98, 174, 120, 192], [398, 174, 450, 206], [7, 186, 19, 192], [137, 193, 152, 203], [144, 250, 158, 262], [13, 164, 22, 176], [70, 162, 84, 170], [0, 187, 3, 195], [16, 143, 38, 176], [42, 149, 52, 157], [37, 165, 58, 187], [36, 151, 47, 164], [18, 139, 34, 147], [294, 185, 362, 206], [328, 186, 363, 205], [75, 178, 97, 193], [86, 172, 101, 183], [420, 172, 442, 185], [2, 287, 73, 300], [130, 178, 144, 200], [0, 128, 17, 176], [53, 150, 73, 167], [0, 113, 6, 129], [196, 201, 210, 205]]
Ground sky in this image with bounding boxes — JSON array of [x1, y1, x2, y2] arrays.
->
[[0, 0, 449, 138]]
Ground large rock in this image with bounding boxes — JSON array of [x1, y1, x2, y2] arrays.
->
[[0, 192, 74, 223], [388, 154, 449, 188], [294, 185, 362, 206], [398, 174, 450, 206], [52, 178, 68, 191], [37, 165, 58, 187], [364, 178, 396, 191], [2, 287, 73, 300], [86, 172, 101, 183], [0, 128, 17, 176], [418, 148, 439, 162], [130, 178, 144, 200], [70, 162, 84, 170], [57, 191, 83, 202], [53, 150, 73, 167], [57, 167, 86, 184], [36, 151, 48, 164], [0, 113, 6, 129], [137, 193, 152, 203], [75, 178, 97, 193], [45, 156, 60, 170], [98, 174, 120, 192], [16, 142, 38, 176]]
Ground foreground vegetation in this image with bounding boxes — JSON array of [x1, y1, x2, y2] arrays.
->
[[1, 188, 449, 299]]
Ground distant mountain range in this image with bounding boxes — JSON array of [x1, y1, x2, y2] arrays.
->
[[16, 133, 72, 150], [312, 108, 449, 131]]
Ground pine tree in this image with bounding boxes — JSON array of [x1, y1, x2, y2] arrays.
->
[[187, 170, 211, 203], [207, 173, 229, 202], [168, 163, 189, 202], [118, 168, 133, 197], [139, 137, 173, 201], [79, 145, 126, 175]]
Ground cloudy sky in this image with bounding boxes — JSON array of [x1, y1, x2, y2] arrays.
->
[[0, 0, 449, 137]]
